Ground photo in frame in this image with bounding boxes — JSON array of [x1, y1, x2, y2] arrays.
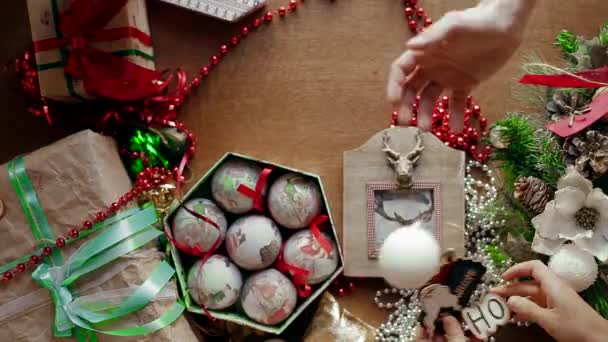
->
[[343, 127, 465, 277], [367, 182, 441, 259]]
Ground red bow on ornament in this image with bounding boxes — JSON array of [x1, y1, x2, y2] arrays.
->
[[33, 0, 162, 101], [237, 167, 274, 212], [519, 66, 608, 137]]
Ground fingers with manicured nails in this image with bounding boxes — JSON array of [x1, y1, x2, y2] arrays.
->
[[502, 261, 562, 296], [491, 282, 542, 299], [507, 295, 552, 326], [416, 324, 430, 341], [387, 50, 417, 104], [442, 316, 465, 338], [407, 11, 464, 49]]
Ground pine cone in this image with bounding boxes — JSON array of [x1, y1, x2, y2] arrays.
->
[[514, 176, 554, 216], [545, 91, 588, 122], [564, 130, 608, 179]]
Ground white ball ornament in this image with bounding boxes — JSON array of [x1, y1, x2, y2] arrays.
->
[[548, 244, 598, 292], [378, 223, 441, 289], [267, 173, 323, 229], [172, 198, 227, 253], [226, 215, 282, 270], [187, 255, 243, 309], [283, 229, 339, 284], [211, 159, 263, 214], [240, 269, 297, 325]]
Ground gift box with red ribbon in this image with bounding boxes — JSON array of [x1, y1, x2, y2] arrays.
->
[[163, 153, 344, 335], [27, 0, 158, 101]]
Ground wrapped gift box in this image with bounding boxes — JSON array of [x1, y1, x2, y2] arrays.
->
[[0, 130, 197, 341], [164, 153, 344, 335], [26, 0, 156, 100]]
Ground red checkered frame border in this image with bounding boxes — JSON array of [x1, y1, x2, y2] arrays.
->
[[366, 182, 443, 259]]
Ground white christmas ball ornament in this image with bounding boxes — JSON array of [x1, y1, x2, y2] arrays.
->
[[172, 198, 227, 253], [187, 255, 243, 309], [211, 159, 263, 214], [268, 173, 323, 229], [378, 223, 441, 289], [283, 229, 339, 284], [226, 215, 282, 270], [549, 244, 598, 292], [240, 269, 297, 325]]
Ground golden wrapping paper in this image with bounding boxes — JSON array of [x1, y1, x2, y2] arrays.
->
[[302, 293, 376, 342], [194, 292, 375, 342]]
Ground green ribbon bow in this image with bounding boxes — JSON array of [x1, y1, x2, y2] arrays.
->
[[31, 205, 184, 341]]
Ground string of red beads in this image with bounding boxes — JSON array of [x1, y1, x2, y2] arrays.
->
[[1, 166, 173, 283]]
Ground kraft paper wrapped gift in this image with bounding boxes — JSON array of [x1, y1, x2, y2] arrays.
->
[[0, 130, 197, 341], [27, 0, 156, 100]]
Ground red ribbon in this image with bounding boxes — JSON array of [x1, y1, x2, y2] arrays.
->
[[237, 167, 273, 212], [33, 0, 162, 101], [164, 201, 221, 320], [275, 244, 312, 298], [309, 215, 332, 254], [519, 66, 608, 89], [519, 66, 608, 137]]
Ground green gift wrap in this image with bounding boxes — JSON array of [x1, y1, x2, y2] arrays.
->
[[0, 131, 197, 341], [27, 0, 156, 100], [164, 153, 344, 335]]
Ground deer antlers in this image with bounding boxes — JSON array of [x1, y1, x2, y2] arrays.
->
[[374, 193, 434, 226], [382, 130, 425, 188], [406, 130, 424, 164]]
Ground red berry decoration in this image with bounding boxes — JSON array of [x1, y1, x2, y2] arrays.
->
[[289, 0, 297, 10], [30, 255, 40, 265], [264, 11, 273, 22], [56, 238, 66, 248], [3, 272, 12, 280], [69, 229, 79, 238], [16, 264, 26, 273], [252, 18, 262, 28], [279, 6, 286, 16], [230, 36, 239, 46], [83, 220, 93, 230], [408, 20, 417, 31], [220, 45, 229, 55], [241, 26, 249, 36], [424, 17, 433, 27], [43, 247, 52, 256], [416, 7, 425, 18], [404, 6, 413, 16], [210, 55, 220, 66]]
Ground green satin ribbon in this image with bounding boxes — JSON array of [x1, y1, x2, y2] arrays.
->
[[31, 205, 185, 341], [8, 156, 63, 266]]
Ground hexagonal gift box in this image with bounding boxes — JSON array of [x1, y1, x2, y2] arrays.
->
[[163, 152, 343, 334]]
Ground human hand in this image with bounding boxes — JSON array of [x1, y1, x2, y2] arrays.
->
[[387, 0, 536, 131], [492, 260, 608, 342], [416, 315, 468, 342]]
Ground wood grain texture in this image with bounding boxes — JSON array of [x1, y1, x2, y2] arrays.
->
[[1, 1, 607, 340]]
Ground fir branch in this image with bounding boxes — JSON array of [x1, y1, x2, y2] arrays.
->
[[555, 30, 579, 54], [492, 114, 542, 182], [599, 22, 608, 46], [536, 133, 565, 187]]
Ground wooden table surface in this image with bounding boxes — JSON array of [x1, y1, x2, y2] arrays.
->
[[1, 1, 607, 341]]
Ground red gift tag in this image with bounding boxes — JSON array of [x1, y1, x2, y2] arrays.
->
[[546, 91, 608, 137]]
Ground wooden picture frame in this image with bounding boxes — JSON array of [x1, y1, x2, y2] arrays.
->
[[343, 127, 465, 278]]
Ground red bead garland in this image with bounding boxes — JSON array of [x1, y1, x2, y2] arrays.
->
[[1, 165, 174, 284]]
